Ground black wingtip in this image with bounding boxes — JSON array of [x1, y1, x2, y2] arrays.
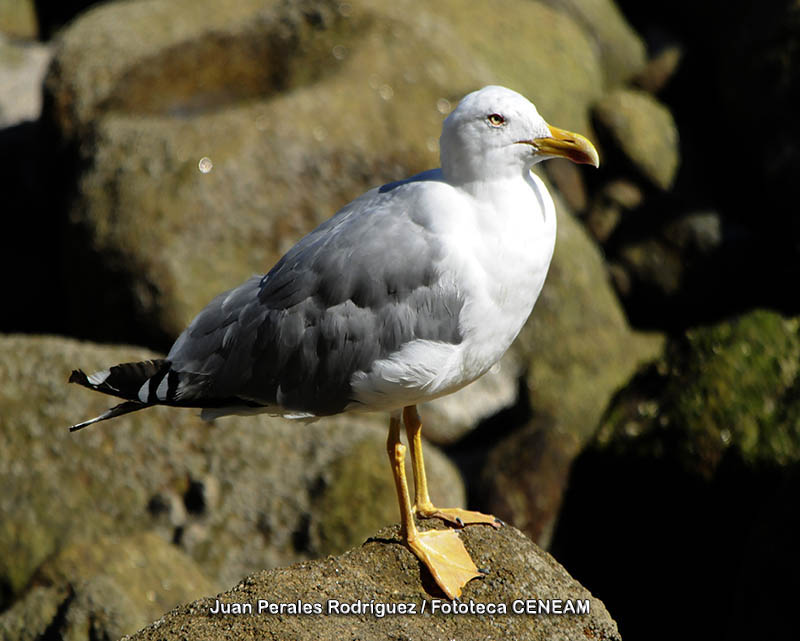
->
[[69, 369, 89, 385], [68, 400, 149, 433]]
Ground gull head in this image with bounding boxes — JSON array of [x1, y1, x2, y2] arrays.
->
[[440, 85, 599, 185]]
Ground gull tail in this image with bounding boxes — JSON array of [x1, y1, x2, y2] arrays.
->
[[68, 359, 172, 431]]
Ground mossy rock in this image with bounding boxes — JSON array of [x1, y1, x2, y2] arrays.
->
[[597, 309, 800, 476]]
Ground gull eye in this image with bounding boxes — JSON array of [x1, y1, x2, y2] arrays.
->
[[487, 113, 506, 127]]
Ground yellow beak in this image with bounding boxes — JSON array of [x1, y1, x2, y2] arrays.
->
[[529, 124, 600, 167]]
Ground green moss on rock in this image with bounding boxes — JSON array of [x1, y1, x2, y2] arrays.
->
[[597, 310, 800, 476]]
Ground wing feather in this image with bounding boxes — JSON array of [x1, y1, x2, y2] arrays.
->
[[167, 174, 464, 416]]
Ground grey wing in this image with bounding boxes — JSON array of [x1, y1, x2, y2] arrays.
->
[[166, 180, 464, 416]]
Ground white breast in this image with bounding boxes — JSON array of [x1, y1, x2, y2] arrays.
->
[[348, 171, 556, 413], [444, 170, 556, 381]]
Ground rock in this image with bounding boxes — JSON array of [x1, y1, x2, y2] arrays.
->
[[32, 2, 99, 40], [439, 0, 604, 135], [539, 0, 648, 86], [0, 35, 52, 128], [127, 523, 621, 641], [596, 309, 800, 476], [0, 0, 37, 40], [633, 45, 682, 94], [544, 158, 589, 212], [0, 584, 68, 641], [584, 178, 643, 243], [551, 309, 800, 641], [480, 416, 578, 549], [593, 88, 679, 190], [0, 334, 463, 605], [0, 533, 216, 641], [608, 209, 744, 329]]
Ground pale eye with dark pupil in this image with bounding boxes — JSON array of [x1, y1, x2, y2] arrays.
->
[[487, 113, 506, 126]]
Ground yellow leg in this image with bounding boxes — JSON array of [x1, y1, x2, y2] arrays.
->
[[403, 405, 502, 529], [387, 411, 481, 599]]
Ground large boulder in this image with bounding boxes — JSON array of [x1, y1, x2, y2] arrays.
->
[[593, 88, 679, 190], [0, 0, 37, 39], [596, 309, 800, 474], [0, 533, 215, 641], [539, 0, 647, 86], [128, 523, 621, 641], [0, 35, 51, 128], [0, 334, 463, 607]]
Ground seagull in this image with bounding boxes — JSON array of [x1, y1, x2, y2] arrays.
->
[[68, 85, 599, 598]]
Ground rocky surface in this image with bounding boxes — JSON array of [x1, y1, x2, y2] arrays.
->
[[0, 35, 51, 128], [0, 334, 463, 607], [128, 523, 620, 641], [593, 88, 678, 190], [0, 0, 37, 39], [480, 416, 576, 549], [0, 533, 215, 641], [596, 309, 800, 475]]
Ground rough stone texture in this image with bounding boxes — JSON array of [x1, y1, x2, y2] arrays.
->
[[128, 523, 621, 641], [480, 416, 578, 549], [0, 533, 216, 641], [603, 1, 800, 331], [596, 309, 800, 476], [593, 88, 679, 190], [611, 210, 724, 307], [0, 334, 463, 607], [583, 178, 642, 244], [0, 35, 52, 128]]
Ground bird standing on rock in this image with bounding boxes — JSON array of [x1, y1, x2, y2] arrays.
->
[[69, 85, 599, 599]]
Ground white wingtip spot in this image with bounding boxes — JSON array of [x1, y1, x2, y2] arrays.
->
[[87, 369, 111, 385], [156, 375, 170, 401], [137, 380, 150, 403]]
